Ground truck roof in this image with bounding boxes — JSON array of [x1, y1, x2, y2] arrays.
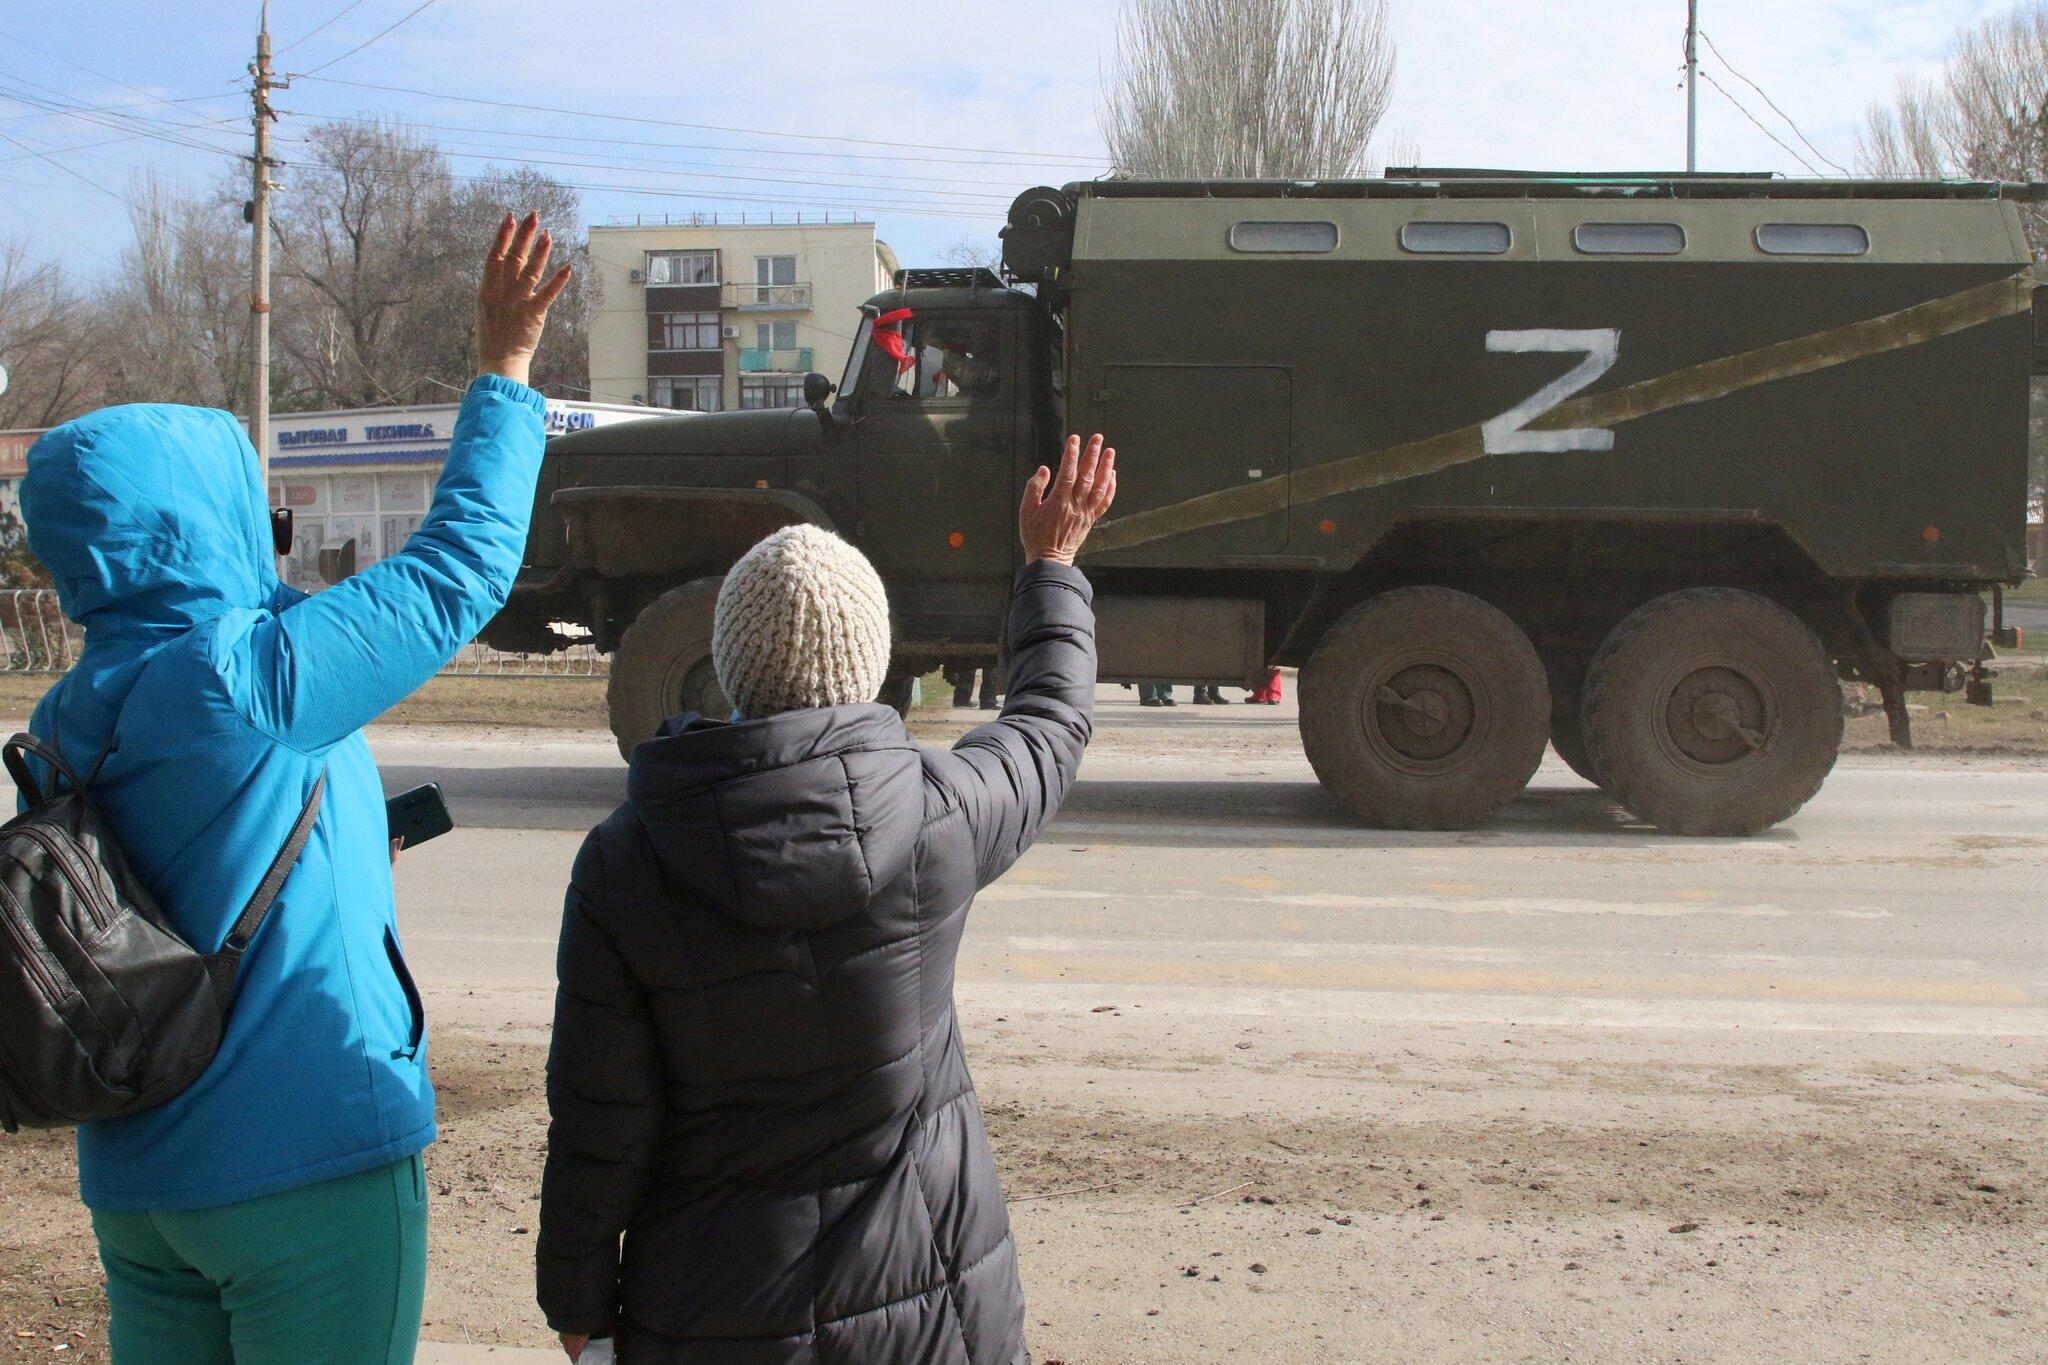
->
[[863, 266, 1039, 314], [1065, 173, 2048, 203]]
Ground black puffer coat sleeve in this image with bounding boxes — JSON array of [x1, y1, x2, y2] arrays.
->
[[929, 559, 1096, 887], [536, 827, 664, 1335]]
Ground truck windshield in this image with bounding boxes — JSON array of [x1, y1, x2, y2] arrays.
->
[[839, 314, 875, 399]]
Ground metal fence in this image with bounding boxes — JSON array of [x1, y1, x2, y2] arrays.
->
[[0, 589, 607, 678], [1, 589, 82, 674]]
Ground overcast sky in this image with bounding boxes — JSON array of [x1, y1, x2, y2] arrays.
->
[[0, 1, 2016, 283]]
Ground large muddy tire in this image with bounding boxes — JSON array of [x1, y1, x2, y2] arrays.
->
[[1582, 588, 1842, 836], [606, 579, 728, 758], [1299, 587, 1550, 830], [1543, 653, 1605, 787]]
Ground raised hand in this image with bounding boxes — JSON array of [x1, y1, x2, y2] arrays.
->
[[1019, 433, 1117, 566], [478, 211, 573, 388]]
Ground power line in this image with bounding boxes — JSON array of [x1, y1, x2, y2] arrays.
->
[[283, 108, 1067, 177], [267, 134, 1016, 205], [0, 116, 248, 167], [291, 0, 447, 78], [1697, 69, 1823, 177], [275, 0, 368, 56], [0, 125, 128, 203], [290, 73, 1109, 164], [0, 89, 243, 125], [1698, 29, 1850, 176]]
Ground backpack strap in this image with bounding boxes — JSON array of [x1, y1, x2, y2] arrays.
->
[[4, 733, 84, 806], [4, 732, 118, 805], [206, 773, 327, 1008]]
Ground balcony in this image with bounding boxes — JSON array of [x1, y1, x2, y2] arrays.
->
[[738, 347, 815, 373], [723, 282, 812, 311]]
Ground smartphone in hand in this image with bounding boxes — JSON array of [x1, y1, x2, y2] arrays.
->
[[386, 783, 453, 851]]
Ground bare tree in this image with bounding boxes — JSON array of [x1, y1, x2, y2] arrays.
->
[[1857, 4, 2048, 251], [1859, 4, 2048, 522], [272, 120, 461, 407], [0, 238, 110, 429], [939, 238, 1002, 270], [1099, 0, 1395, 179], [101, 175, 254, 412], [399, 163, 593, 401]]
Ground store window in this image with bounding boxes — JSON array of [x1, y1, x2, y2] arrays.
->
[[653, 311, 721, 351], [646, 250, 718, 285], [650, 375, 722, 411]]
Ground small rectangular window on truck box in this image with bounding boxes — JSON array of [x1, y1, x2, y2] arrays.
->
[[1755, 223, 1869, 256], [1399, 221, 1511, 254], [1228, 221, 1338, 253], [1573, 222, 1685, 255]]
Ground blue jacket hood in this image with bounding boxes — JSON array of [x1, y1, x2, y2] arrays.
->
[[24, 404, 277, 636]]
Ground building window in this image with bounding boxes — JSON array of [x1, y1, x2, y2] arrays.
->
[[1573, 222, 1686, 255], [646, 250, 718, 285], [1399, 221, 1512, 254], [649, 376, 722, 411], [1755, 223, 1869, 256], [754, 320, 797, 352], [653, 311, 722, 350], [741, 377, 805, 409]]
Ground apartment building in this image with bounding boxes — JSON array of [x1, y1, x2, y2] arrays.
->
[[587, 216, 899, 413]]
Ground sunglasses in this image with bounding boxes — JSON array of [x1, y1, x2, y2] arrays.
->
[[270, 506, 294, 557]]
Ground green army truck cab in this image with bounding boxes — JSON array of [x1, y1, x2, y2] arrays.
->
[[487, 172, 2043, 835]]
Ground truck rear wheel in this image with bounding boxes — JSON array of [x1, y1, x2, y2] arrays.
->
[[1543, 653, 1605, 787], [606, 579, 728, 757], [1299, 587, 1550, 830], [1581, 588, 1842, 836]]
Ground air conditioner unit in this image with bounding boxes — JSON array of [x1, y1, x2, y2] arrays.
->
[[721, 325, 741, 340], [628, 268, 644, 283]]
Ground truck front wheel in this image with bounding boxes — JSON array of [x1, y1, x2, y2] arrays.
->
[[606, 579, 729, 757], [1581, 588, 1842, 836], [1299, 587, 1550, 830]]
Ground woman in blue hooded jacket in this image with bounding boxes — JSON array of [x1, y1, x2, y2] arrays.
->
[[20, 215, 570, 1364]]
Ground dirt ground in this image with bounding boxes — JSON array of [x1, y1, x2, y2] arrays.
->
[[8, 1012, 2044, 1363]]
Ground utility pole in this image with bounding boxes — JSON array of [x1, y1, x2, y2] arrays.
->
[[1684, 0, 1700, 173], [248, 1, 279, 494]]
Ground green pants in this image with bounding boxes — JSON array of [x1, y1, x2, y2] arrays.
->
[[90, 1154, 428, 1365]]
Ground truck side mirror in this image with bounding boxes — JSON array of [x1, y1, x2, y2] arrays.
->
[[318, 537, 357, 585], [803, 372, 836, 409]]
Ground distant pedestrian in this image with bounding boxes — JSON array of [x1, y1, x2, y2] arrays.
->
[[1139, 682, 1177, 706], [1246, 667, 1284, 704], [1193, 684, 1226, 704]]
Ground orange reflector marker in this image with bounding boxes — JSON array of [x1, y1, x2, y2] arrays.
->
[[1923, 525, 1941, 543], [947, 531, 965, 549], [1317, 518, 1337, 536], [756, 479, 769, 489]]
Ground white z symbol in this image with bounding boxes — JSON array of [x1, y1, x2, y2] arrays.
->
[[1481, 328, 1621, 455]]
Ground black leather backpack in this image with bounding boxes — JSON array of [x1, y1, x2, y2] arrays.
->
[[0, 733, 324, 1133]]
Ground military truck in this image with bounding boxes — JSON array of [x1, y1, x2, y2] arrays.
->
[[486, 172, 2040, 835]]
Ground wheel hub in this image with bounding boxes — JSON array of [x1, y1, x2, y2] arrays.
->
[[1371, 664, 1476, 764], [1665, 665, 1768, 765]]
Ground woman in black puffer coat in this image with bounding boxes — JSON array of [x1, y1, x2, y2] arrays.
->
[[538, 436, 1117, 1363]]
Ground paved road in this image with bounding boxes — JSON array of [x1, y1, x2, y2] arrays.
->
[[373, 692, 2045, 1361], [382, 693, 2046, 1034]]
